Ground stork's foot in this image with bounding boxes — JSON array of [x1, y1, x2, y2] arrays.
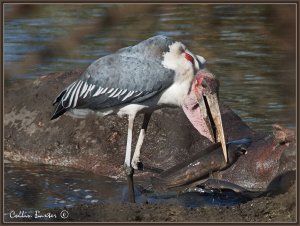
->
[[123, 165, 135, 203]]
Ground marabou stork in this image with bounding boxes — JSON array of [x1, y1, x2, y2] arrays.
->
[[51, 35, 227, 202]]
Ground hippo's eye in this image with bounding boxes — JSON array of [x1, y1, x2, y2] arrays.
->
[[185, 52, 194, 65]]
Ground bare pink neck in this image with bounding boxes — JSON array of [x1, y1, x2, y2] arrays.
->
[[181, 92, 214, 142]]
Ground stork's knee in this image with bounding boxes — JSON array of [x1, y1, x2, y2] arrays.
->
[[123, 164, 134, 175]]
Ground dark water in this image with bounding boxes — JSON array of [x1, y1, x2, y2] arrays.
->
[[3, 4, 296, 217], [4, 160, 250, 220]]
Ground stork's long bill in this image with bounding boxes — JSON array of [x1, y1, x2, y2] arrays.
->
[[199, 90, 228, 162], [182, 70, 228, 162]]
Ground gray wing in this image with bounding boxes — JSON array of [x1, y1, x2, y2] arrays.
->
[[51, 35, 176, 119], [51, 53, 175, 119], [78, 53, 175, 108]]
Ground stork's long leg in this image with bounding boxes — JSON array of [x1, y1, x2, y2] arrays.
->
[[131, 113, 152, 170], [124, 114, 136, 203]]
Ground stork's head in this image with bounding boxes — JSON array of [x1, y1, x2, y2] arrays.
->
[[162, 41, 206, 74], [182, 70, 228, 162]]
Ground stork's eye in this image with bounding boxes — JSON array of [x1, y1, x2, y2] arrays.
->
[[201, 79, 208, 88], [185, 52, 194, 65]]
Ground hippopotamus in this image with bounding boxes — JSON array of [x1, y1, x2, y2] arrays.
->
[[151, 139, 250, 191], [149, 115, 296, 194], [212, 123, 296, 191]]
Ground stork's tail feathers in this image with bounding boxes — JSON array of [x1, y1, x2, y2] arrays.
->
[[51, 102, 67, 120], [51, 90, 67, 120]]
